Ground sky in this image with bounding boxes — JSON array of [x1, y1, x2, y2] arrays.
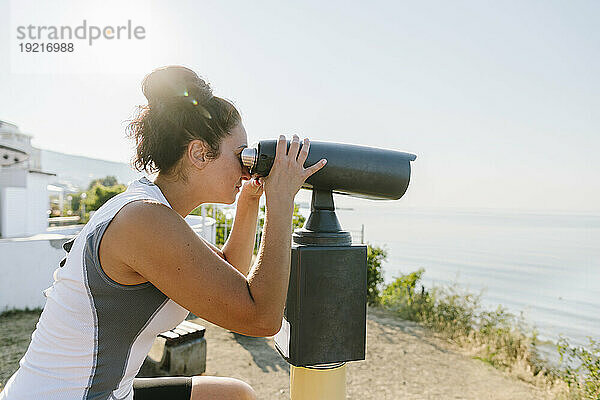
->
[[1, 0, 598, 212]]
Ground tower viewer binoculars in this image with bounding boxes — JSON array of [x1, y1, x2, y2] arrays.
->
[[241, 140, 416, 200], [244, 138, 417, 368]]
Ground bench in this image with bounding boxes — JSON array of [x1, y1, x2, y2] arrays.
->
[[137, 320, 207, 377]]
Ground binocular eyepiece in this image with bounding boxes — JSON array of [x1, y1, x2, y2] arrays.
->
[[241, 140, 416, 200]]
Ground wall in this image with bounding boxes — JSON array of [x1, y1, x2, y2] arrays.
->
[[0, 187, 27, 237], [0, 234, 66, 311], [0, 170, 52, 238], [26, 172, 52, 235]]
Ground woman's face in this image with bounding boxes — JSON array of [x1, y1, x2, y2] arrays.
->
[[200, 122, 251, 204]]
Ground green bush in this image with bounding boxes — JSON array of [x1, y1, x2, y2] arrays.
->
[[366, 244, 386, 306], [379, 270, 547, 374], [557, 336, 600, 399], [380, 268, 431, 321], [376, 268, 600, 396], [424, 283, 481, 340]]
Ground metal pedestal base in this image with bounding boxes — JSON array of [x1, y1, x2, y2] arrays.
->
[[290, 363, 346, 400]]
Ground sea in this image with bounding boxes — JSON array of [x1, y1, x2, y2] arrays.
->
[[296, 197, 600, 362]]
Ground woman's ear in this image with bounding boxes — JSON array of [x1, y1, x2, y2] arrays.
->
[[188, 140, 210, 170]]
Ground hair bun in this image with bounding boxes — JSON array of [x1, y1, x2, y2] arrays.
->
[[142, 65, 213, 105]]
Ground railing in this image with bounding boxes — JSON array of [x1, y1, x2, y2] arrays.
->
[[214, 222, 365, 250], [48, 216, 81, 227], [48, 207, 366, 245], [197, 204, 366, 250], [349, 225, 366, 244]]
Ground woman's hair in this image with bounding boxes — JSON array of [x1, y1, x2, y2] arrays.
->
[[126, 65, 241, 181]]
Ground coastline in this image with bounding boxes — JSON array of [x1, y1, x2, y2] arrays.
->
[[324, 204, 600, 350]]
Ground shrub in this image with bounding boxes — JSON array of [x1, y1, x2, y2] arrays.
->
[[379, 269, 549, 379], [366, 244, 387, 306], [380, 268, 431, 320], [557, 336, 600, 399]]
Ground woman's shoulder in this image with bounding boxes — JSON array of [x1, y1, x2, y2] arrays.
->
[[97, 200, 179, 286], [100, 199, 179, 256]]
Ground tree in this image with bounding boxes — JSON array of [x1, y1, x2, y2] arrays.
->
[[83, 183, 127, 212], [73, 177, 126, 223], [87, 176, 118, 190], [70, 194, 81, 214]]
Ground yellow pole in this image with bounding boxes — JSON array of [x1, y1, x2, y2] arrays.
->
[[290, 363, 346, 400]]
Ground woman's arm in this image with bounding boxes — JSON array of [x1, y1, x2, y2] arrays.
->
[[221, 192, 261, 276], [201, 237, 225, 260], [110, 136, 325, 337], [198, 180, 262, 275]]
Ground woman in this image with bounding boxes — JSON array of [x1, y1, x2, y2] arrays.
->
[[0, 66, 327, 400]]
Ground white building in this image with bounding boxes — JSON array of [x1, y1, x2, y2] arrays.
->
[[0, 120, 55, 238]]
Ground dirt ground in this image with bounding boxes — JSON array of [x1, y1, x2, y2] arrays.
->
[[194, 306, 555, 400], [1, 307, 556, 399]]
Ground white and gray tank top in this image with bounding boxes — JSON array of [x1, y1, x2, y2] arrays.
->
[[0, 177, 190, 400]]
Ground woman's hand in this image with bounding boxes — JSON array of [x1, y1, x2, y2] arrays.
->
[[238, 176, 264, 202], [263, 134, 327, 205]]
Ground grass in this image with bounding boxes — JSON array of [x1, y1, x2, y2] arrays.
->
[[0, 308, 43, 390], [373, 267, 599, 400]]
